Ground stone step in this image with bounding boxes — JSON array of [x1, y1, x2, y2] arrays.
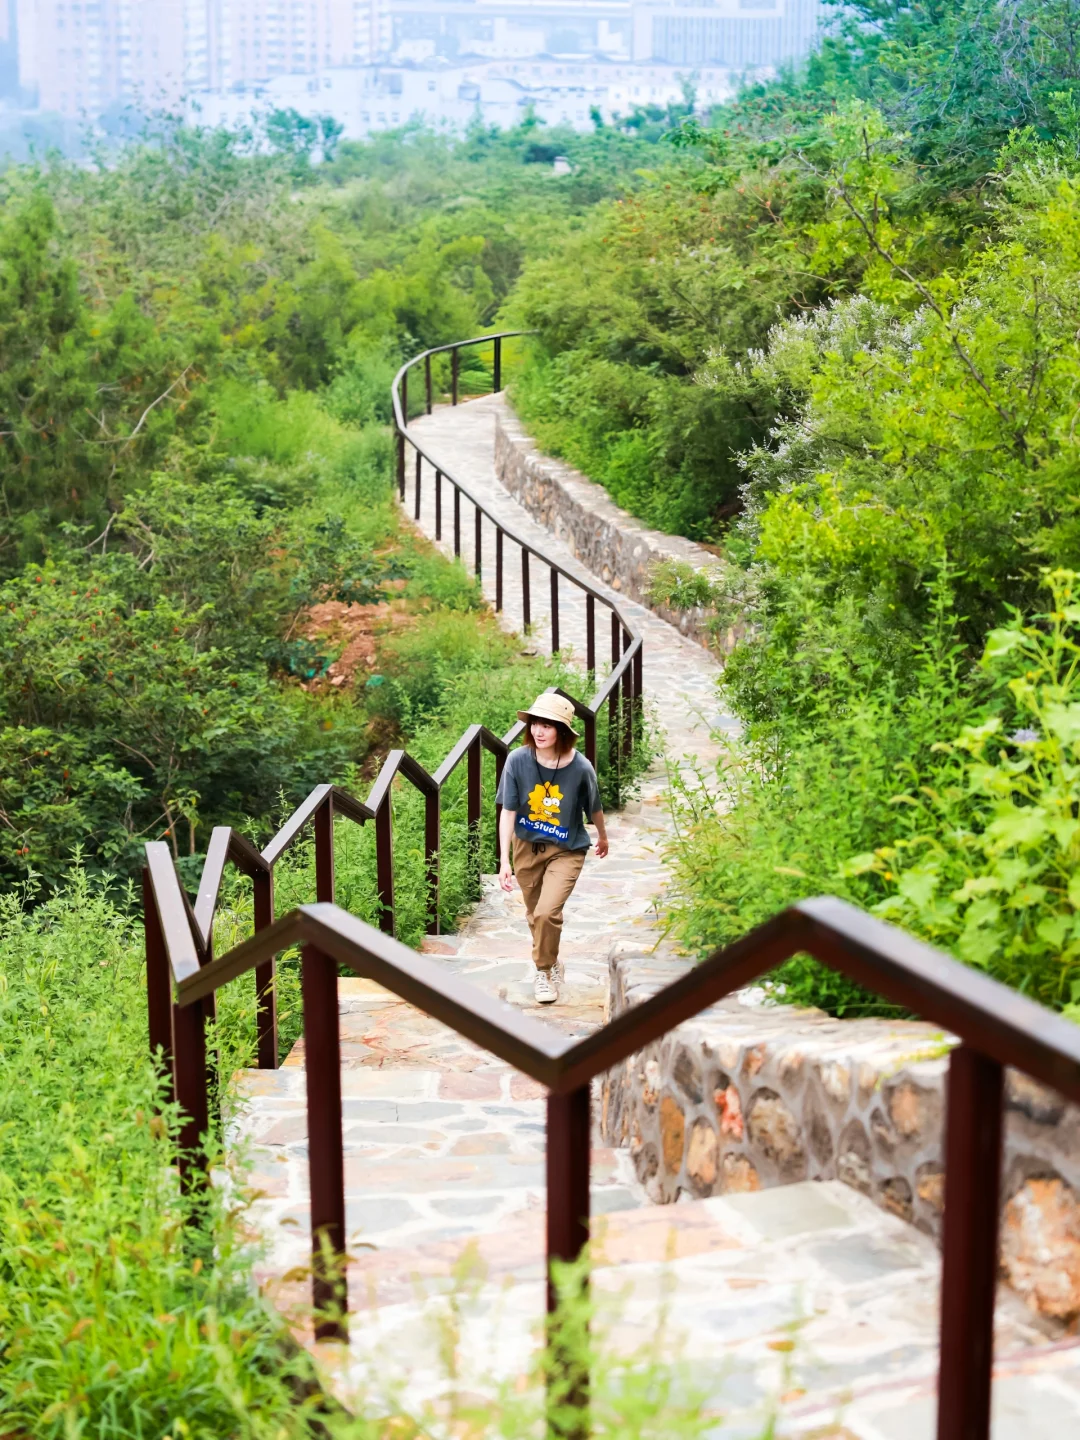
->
[[280, 1178, 1080, 1438], [232, 398, 1080, 1436]]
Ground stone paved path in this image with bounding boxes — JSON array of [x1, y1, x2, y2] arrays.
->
[[233, 398, 1080, 1436], [406, 394, 735, 782]]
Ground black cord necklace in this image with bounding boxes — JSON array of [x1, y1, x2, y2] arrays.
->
[[534, 747, 567, 780]]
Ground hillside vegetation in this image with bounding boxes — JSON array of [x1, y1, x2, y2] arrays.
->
[[0, 115, 678, 893], [5, 3, 1080, 1428], [0, 106, 695, 1436], [509, 0, 1080, 1017]]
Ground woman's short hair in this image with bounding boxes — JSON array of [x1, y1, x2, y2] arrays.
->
[[522, 718, 578, 756]]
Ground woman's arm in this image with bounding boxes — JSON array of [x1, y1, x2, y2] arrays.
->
[[498, 808, 517, 891], [592, 809, 609, 858]]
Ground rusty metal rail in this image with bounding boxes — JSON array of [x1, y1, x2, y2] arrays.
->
[[137, 333, 1080, 1439]]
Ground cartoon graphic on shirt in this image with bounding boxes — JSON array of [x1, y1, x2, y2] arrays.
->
[[527, 781, 563, 825], [520, 779, 570, 842]]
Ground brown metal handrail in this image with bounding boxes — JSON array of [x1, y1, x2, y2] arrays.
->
[[393, 331, 644, 780], [166, 710, 555, 1068], [137, 331, 1080, 1437], [144, 840, 1080, 1439], [152, 331, 645, 1075]]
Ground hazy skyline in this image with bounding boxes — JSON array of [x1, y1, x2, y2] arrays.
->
[[4, 0, 822, 128]]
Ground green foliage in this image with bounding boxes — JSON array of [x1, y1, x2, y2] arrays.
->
[[647, 558, 730, 620], [0, 552, 364, 888], [666, 573, 974, 1014], [0, 876, 330, 1440], [508, 160, 823, 539], [831, 0, 1080, 185], [2, 877, 767, 1437], [848, 572, 1080, 1010]]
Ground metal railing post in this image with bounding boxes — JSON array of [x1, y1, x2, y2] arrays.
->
[[425, 788, 440, 936], [586, 595, 596, 676], [493, 335, 502, 392], [396, 431, 406, 500], [621, 634, 633, 763], [475, 503, 482, 579], [522, 549, 531, 630], [425, 353, 433, 414], [414, 450, 422, 521], [314, 793, 334, 906], [608, 617, 622, 799], [584, 713, 597, 770], [936, 1046, 1003, 1440], [302, 940, 347, 1341], [144, 868, 174, 1103], [468, 735, 482, 900], [306, 790, 347, 1338], [435, 469, 442, 541], [451, 347, 459, 405], [376, 798, 395, 936], [401, 370, 408, 427], [550, 568, 560, 653], [547, 1084, 591, 1438], [253, 867, 277, 1069], [173, 994, 209, 1196], [496, 527, 504, 612], [454, 485, 461, 559]]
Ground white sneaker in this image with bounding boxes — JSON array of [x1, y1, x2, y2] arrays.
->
[[550, 961, 565, 988], [533, 969, 558, 1005]]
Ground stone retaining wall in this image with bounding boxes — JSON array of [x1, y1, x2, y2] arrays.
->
[[494, 404, 737, 652], [600, 944, 1080, 1325]]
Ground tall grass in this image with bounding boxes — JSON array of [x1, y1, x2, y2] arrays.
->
[[1, 876, 777, 1439]]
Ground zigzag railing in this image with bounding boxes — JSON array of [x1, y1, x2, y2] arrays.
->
[[150, 331, 645, 1071], [138, 334, 1080, 1439], [144, 851, 1080, 1439]]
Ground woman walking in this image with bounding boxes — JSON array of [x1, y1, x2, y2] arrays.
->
[[497, 692, 608, 1004]]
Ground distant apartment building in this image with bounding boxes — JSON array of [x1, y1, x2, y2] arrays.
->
[[208, 1, 390, 90], [633, 0, 821, 69], [389, 1, 633, 64], [13, 0, 819, 121], [16, 0, 389, 117], [386, 0, 822, 70]]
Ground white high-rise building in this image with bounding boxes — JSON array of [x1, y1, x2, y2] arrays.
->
[[208, 1, 389, 90], [16, 0, 390, 117]]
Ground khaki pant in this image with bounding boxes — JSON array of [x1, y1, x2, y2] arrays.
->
[[512, 838, 586, 971]]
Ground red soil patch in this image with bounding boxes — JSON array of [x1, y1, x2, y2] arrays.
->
[[299, 595, 413, 691]]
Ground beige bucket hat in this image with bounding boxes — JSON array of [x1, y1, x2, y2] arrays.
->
[[517, 692, 581, 733]]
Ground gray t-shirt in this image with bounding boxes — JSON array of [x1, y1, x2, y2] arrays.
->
[[496, 747, 603, 852]]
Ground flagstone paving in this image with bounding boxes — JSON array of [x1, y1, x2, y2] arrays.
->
[[233, 397, 1080, 1436]]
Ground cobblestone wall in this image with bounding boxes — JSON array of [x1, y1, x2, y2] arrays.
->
[[494, 404, 739, 652], [601, 944, 1080, 1325]]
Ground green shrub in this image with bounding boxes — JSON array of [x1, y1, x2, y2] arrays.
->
[[0, 559, 364, 889], [849, 571, 1080, 1013], [0, 875, 327, 1440], [666, 591, 974, 1015], [402, 551, 485, 613], [372, 611, 522, 727], [669, 570, 1080, 1018]]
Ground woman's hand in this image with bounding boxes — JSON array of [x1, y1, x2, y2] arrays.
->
[[499, 860, 515, 892], [594, 832, 609, 859]]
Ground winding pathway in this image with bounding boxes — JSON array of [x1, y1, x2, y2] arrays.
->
[[234, 398, 1080, 1437]]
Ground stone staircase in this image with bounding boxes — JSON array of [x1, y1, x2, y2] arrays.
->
[[233, 397, 1080, 1437]]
